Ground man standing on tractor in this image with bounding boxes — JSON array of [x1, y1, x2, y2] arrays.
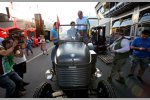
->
[[50, 22, 59, 74], [76, 10, 90, 44]]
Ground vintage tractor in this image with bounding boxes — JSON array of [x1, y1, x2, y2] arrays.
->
[[33, 25, 116, 98]]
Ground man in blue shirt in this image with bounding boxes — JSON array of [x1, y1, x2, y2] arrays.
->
[[50, 22, 59, 74], [128, 30, 150, 84]]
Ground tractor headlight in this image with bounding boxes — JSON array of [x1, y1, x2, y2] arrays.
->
[[95, 68, 102, 78], [45, 69, 53, 80]]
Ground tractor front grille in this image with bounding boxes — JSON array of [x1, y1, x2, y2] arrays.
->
[[56, 64, 91, 90]]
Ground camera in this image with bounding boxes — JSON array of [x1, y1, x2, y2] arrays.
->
[[9, 30, 24, 43]]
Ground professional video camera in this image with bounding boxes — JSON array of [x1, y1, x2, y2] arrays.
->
[[9, 30, 25, 43]]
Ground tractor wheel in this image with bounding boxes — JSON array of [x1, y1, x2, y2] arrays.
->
[[97, 80, 116, 98], [33, 82, 54, 98]]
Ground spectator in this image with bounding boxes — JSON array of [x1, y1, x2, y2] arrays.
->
[[0, 38, 25, 97], [67, 21, 78, 39], [107, 29, 130, 84], [22, 36, 27, 54], [109, 33, 115, 45], [25, 37, 33, 56], [38, 35, 42, 42], [0, 37, 4, 45], [76, 10, 89, 44], [13, 43, 30, 87], [40, 35, 48, 55], [128, 30, 150, 84], [50, 22, 59, 74]]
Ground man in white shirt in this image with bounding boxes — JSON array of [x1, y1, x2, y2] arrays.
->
[[107, 29, 130, 84], [76, 10, 89, 44]]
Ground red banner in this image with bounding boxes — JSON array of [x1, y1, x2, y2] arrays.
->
[[56, 16, 60, 29]]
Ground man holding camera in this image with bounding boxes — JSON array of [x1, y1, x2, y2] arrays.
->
[[0, 38, 26, 97], [50, 22, 59, 74]]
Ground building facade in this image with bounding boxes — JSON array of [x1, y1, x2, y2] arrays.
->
[[95, 2, 150, 37]]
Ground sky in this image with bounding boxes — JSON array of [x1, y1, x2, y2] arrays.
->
[[0, 2, 97, 29]]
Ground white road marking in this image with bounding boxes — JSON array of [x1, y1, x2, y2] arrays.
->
[[27, 46, 54, 63]]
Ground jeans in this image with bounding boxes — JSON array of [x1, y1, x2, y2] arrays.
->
[[83, 33, 89, 44], [0, 71, 23, 98], [51, 43, 59, 62], [26, 46, 33, 55], [111, 58, 127, 78], [130, 55, 149, 76], [13, 62, 27, 79]]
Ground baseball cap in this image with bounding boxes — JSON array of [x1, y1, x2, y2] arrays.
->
[[141, 30, 150, 36]]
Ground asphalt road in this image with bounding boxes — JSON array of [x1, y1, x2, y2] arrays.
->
[[0, 42, 150, 98]]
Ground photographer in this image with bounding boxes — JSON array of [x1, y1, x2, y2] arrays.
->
[[10, 31, 29, 87], [0, 38, 26, 97]]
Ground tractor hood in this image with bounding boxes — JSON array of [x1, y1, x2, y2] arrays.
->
[[55, 42, 91, 65]]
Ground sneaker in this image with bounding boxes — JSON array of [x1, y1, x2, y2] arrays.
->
[[18, 90, 26, 97], [115, 77, 125, 84], [16, 90, 26, 97]]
